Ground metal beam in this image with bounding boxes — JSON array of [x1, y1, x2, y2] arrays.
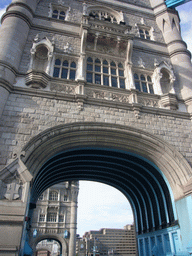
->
[[165, 0, 192, 8]]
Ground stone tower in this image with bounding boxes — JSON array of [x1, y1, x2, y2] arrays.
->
[[30, 181, 79, 256], [0, 0, 192, 255]]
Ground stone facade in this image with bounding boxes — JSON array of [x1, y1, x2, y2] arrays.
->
[[0, 0, 192, 255]]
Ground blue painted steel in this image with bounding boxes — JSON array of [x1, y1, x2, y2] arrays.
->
[[165, 0, 192, 8]]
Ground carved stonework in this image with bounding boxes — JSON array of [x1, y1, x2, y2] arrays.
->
[[138, 97, 159, 108], [0, 171, 23, 201], [64, 42, 73, 54], [85, 88, 130, 103], [50, 84, 75, 94]]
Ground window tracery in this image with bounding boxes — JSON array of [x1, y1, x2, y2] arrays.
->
[[89, 10, 118, 24], [134, 73, 154, 94], [53, 58, 76, 80], [49, 191, 58, 201], [47, 213, 57, 222], [52, 9, 65, 20], [86, 57, 125, 89]]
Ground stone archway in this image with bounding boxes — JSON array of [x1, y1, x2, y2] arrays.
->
[[32, 234, 67, 256], [1, 122, 192, 256]]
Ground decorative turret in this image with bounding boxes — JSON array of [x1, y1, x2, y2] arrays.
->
[[149, 0, 192, 113]]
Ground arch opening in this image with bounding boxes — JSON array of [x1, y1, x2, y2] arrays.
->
[[30, 147, 176, 236]]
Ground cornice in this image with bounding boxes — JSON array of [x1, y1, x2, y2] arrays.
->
[[9, 85, 190, 120], [7, 2, 34, 17], [1, 10, 32, 27]]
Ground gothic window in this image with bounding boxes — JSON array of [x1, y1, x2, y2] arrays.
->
[[89, 11, 118, 24], [52, 10, 65, 20], [53, 59, 76, 80], [47, 213, 57, 222], [49, 191, 58, 201], [39, 214, 45, 222], [134, 73, 154, 94], [139, 29, 150, 40], [64, 195, 68, 201], [59, 215, 64, 222], [86, 57, 125, 89]]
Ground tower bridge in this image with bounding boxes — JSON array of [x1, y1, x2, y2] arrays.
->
[[0, 0, 192, 255]]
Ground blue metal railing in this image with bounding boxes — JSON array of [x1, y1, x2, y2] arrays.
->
[[165, 0, 192, 8]]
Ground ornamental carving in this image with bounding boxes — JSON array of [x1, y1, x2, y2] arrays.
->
[[50, 84, 75, 94], [85, 89, 130, 103], [0, 171, 23, 201], [138, 97, 159, 108]]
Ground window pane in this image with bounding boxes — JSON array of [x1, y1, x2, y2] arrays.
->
[[61, 68, 68, 79], [52, 14, 58, 18], [103, 60, 108, 65], [141, 74, 145, 81], [86, 72, 93, 83], [53, 10, 58, 14], [69, 70, 76, 80], [135, 81, 141, 91], [59, 15, 65, 20], [71, 62, 76, 68], [145, 30, 149, 35], [134, 73, 139, 79], [119, 70, 124, 76], [142, 82, 148, 93], [103, 75, 109, 86], [87, 57, 93, 62], [60, 11, 65, 15], [95, 58, 101, 63], [95, 65, 101, 72], [53, 67, 60, 77], [147, 76, 152, 82], [63, 60, 68, 67], [103, 67, 108, 74], [111, 77, 117, 87], [87, 64, 93, 71], [118, 63, 123, 68], [111, 61, 116, 67], [111, 68, 116, 75], [120, 79, 125, 89], [95, 74, 101, 84], [55, 59, 61, 65], [149, 84, 154, 94]]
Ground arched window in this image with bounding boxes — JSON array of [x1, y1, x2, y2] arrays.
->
[[86, 57, 125, 89], [134, 73, 154, 94], [52, 9, 65, 20], [47, 213, 57, 222], [49, 191, 58, 201], [53, 59, 76, 80]]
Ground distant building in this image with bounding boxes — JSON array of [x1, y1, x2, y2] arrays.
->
[[29, 181, 79, 256], [76, 225, 136, 256]]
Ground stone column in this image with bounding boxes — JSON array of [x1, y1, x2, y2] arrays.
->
[[68, 181, 79, 256], [0, 0, 37, 118]]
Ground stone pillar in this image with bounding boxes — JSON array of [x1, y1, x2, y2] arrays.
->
[[0, 158, 33, 256], [0, 0, 37, 118], [68, 181, 79, 256]]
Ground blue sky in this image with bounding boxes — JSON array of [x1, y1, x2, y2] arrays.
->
[[0, 1, 191, 236]]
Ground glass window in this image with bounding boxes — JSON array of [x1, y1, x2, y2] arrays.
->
[[86, 72, 93, 83], [95, 74, 101, 84], [49, 191, 58, 201], [52, 10, 58, 19], [63, 60, 68, 67], [61, 68, 68, 79], [53, 58, 76, 80], [39, 214, 45, 222], [111, 77, 117, 87], [134, 73, 154, 94], [47, 213, 57, 222], [86, 57, 125, 89]]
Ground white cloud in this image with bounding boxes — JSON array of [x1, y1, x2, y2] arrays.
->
[[0, 7, 6, 21], [77, 181, 133, 236]]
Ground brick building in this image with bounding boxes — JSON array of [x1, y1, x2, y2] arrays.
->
[[0, 0, 192, 255]]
